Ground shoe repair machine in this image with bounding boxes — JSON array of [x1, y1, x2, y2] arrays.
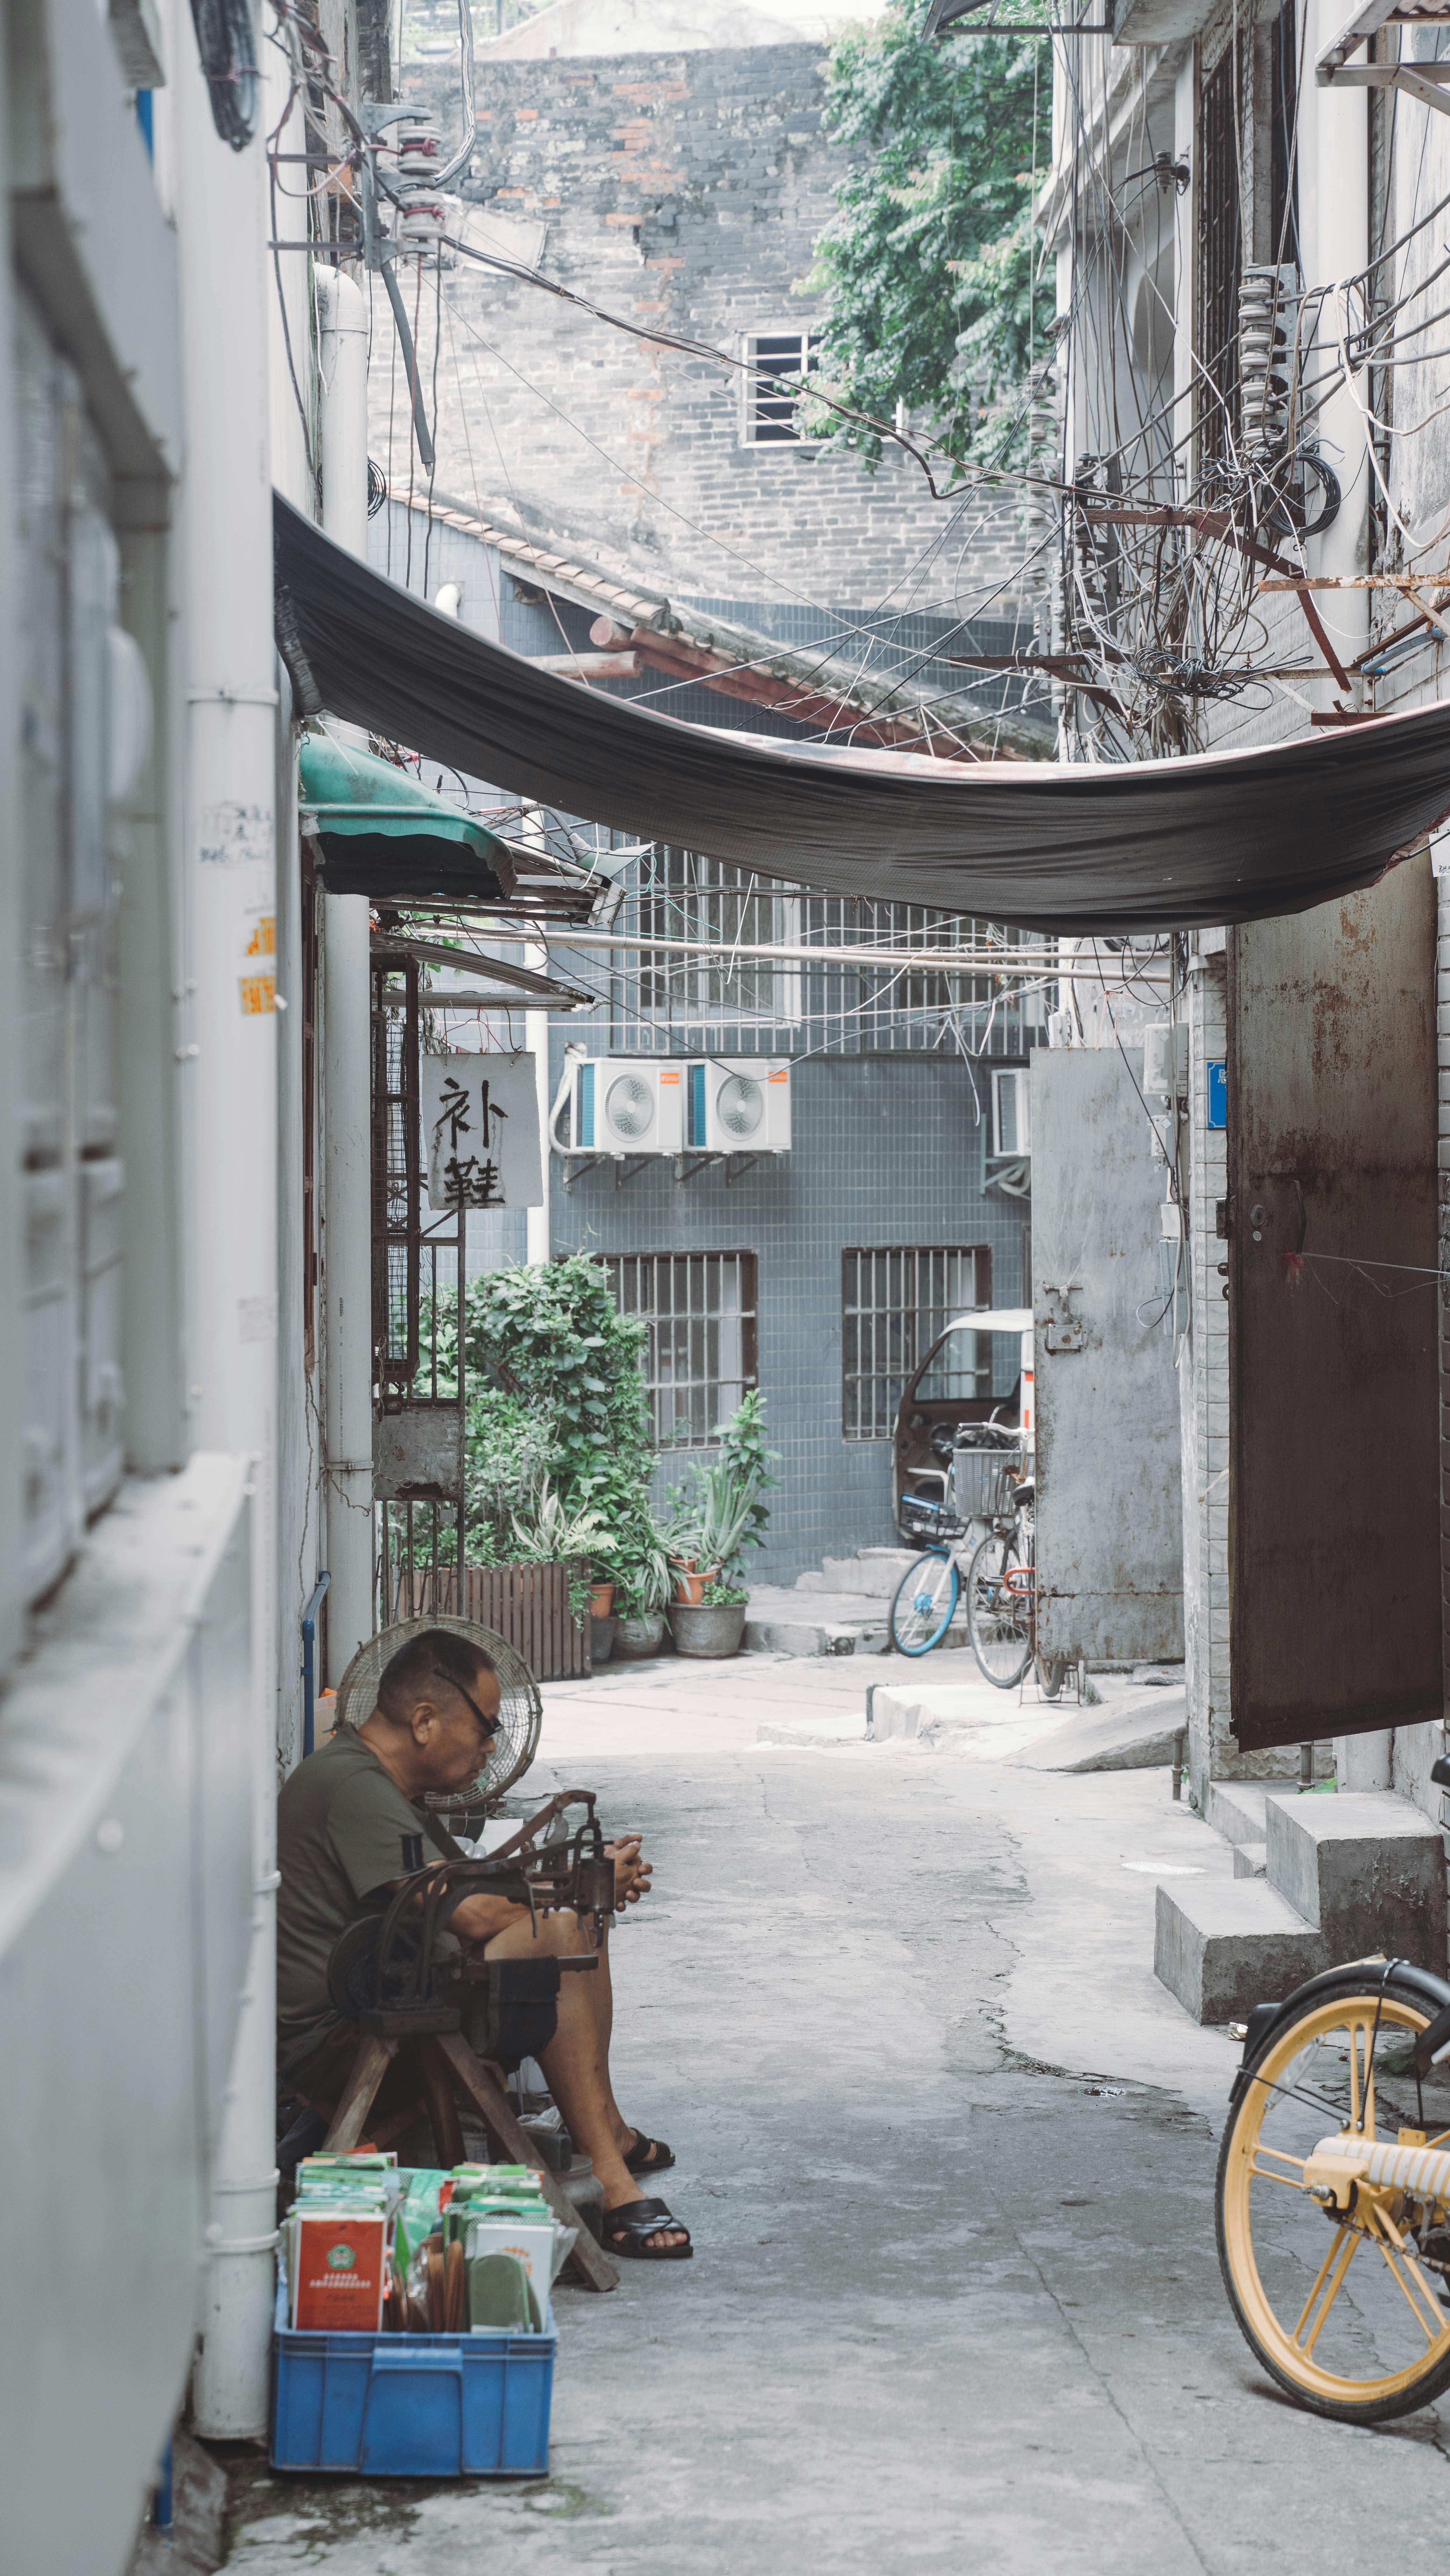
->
[[322, 1790, 620, 2291]]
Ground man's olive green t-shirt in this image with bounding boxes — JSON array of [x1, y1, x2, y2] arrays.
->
[[276, 1730, 438, 2075]]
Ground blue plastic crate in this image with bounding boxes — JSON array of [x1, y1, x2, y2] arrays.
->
[[270, 2279, 555, 2476]]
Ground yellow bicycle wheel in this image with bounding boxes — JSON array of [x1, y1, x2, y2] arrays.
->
[[1217, 1972, 1450, 2423]]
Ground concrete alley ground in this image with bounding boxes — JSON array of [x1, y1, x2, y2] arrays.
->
[[224, 1657, 1450, 2574]]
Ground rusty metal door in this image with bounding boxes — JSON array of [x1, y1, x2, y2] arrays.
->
[[1228, 858, 1438, 1751], [1031, 1047, 1184, 1665]]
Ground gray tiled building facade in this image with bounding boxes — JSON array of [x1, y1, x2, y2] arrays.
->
[[547, 1050, 1032, 1583]]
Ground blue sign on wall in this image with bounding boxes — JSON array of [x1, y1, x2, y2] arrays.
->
[[1206, 1060, 1227, 1130]]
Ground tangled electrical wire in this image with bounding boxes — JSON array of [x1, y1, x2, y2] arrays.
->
[[190, 0, 260, 149], [1036, 1, 1450, 758]]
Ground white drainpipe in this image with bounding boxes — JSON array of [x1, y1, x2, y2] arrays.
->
[[518, 805, 551, 1266], [174, 22, 280, 2441], [317, 271, 377, 1680]]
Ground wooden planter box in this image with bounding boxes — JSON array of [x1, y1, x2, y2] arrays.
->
[[394, 1560, 590, 1683]]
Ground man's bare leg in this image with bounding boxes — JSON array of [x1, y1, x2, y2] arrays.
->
[[484, 1910, 685, 2250], [588, 1932, 670, 2171]]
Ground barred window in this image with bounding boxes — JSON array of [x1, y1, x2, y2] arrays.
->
[[842, 1247, 991, 1440], [604, 850, 1044, 1059], [608, 1253, 759, 1447], [633, 852, 800, 1030], [741, 330, 821, 444]]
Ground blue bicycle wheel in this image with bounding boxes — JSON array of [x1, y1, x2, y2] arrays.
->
[[890, 1547, 960, 1656]]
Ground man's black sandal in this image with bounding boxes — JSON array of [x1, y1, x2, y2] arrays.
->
[[603, 2197, 693, 2260], [624, 2130, 675, 2177]]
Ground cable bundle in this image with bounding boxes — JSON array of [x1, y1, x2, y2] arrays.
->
[[190, 0, 259, 150]]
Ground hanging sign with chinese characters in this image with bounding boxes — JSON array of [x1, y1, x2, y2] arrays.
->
[[421, 1052, 543, 1212]]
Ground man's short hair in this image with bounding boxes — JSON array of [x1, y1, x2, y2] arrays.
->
[[375, 1629, 497, 1724]]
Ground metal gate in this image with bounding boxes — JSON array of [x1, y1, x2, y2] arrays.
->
[[1227, 860, 1439, 1751], [371, 956, 466, 1622]]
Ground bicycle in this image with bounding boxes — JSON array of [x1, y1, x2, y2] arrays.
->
[[1216, 1947, 1450, 2422], [889, 1468, 1067, 1696]]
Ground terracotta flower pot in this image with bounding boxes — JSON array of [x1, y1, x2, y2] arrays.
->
[[670, 1560, 722, 1606], [589, 1580, 615, 1618], [669, 1602, 747, 1659]]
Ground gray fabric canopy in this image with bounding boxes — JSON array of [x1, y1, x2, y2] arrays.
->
[[275, 494, 1450, 935]]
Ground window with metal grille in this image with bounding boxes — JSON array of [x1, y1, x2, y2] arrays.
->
[[607, 1253, 759, 1447], [741, 330, 821, 444], [632, 851, 800, 1029], [1197, 42, 1243, 467], [605, 850, 1044, 1058], [842, 1247, 991, 1440]]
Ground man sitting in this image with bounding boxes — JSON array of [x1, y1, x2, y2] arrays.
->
[[276, 1626, 690, 2260]]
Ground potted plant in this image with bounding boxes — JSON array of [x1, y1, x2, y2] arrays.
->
[[668, 1555, 717, 1606], [612, 1530, 673, 1658], [671, 1577, 751, 1659], [664, 1394, 777, 1659], [667, 1467, 762, 1601]]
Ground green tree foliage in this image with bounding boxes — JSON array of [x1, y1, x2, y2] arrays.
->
[[456, 1255, 652, 1493], [797, 0, 1046, 471], [438, 1256, 669, 1612]]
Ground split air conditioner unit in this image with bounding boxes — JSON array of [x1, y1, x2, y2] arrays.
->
[[569, 1056, 685, 1155], [686, 1057, 792, 1153], [563, 1055, 793, 1155]]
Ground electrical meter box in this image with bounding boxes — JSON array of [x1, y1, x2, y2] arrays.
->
[[1142, 1021, 1189, 1098]]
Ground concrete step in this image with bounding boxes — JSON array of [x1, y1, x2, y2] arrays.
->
[[1232, 1841, 1267, 1879], [1154, 1878, 1325, 2024], [1205, 1782, 1272, 1847], [794, 1548, 918, 1599], [1265, 1790, 1448, 1968], [744, 1586, 970, 1659]]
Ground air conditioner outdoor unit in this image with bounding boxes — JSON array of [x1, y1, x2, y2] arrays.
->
[[569, 1056, 685, 1155], [687, 1057, 792, 1153]]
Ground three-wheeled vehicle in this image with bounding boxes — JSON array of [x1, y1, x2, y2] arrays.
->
[[892, 1308, 1034, 1550]]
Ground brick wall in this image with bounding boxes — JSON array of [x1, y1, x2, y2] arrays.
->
[[382, 44, 1027, 618]]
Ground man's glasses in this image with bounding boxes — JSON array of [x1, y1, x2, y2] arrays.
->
[[430, 1663, 499, 1741]]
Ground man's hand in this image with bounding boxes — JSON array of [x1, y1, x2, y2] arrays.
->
[[605, 1835, 651, 1909]]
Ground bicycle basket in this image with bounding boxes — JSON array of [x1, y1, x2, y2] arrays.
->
[[952, 1442, 1025, 1523], [899, 1490, 966, 1547]]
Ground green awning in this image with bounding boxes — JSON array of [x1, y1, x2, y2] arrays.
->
[[297, 730, 515, 902]]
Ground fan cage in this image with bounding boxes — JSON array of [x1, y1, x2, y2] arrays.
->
[[606, 1073, 655, 1141], [717, 1073, 764, 1138], [333, 1614, 542, 1820]]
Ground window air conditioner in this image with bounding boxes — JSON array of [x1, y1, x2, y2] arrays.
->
[[569, 1056, 685, 1155], [687, 1057, 792, 1153]]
